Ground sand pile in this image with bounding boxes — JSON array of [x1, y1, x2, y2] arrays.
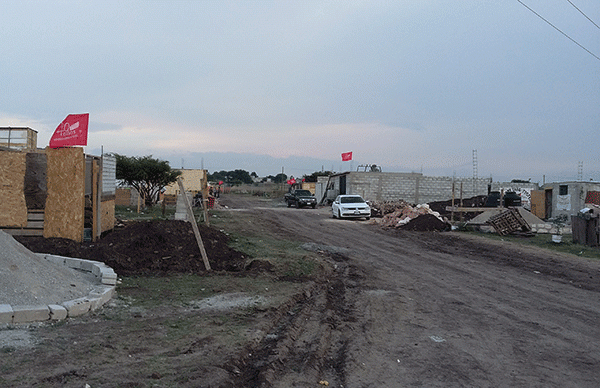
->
[[0, 230, 96, 306]]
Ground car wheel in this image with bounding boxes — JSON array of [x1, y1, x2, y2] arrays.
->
[[287, 201, 292, 208], [295, 201, 300, 208], [338, 210, 342, 219], [366, 217, 370, 220], [311, 204, 316, 209]]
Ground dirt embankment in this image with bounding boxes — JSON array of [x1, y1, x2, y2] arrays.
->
[[15, 220, 248, 276]]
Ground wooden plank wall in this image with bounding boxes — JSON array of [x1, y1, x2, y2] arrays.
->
[[0, 151, 28, 227], [530, 190, 546, 219], [44, 147, 85, 241]]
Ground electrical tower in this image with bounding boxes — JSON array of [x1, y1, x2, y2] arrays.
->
[[472, 149, 478, 194], [577, 161, 583, 181]]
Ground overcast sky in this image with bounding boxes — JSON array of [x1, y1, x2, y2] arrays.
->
[[1, 0, 598, 183]]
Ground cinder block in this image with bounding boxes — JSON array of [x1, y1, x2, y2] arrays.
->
[[101, 277, 117, 286], [87, 297, 104, 311], [62, 298, 91, 317], [12, 305, 50, 323], [42, 254, 66, 266], [48, 304, 68, 320], [63, 257, 81, 269], [89, 286, 115, 306], [0, 304, 14, 324], [79, 260, 95, 273]]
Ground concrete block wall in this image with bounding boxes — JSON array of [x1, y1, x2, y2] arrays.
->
[[1, 255, 117, 324], [346, 172, 490, 204]]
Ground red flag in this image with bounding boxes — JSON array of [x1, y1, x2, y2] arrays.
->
[[49, 113, 89, 148], [341, 151, 352, 161]]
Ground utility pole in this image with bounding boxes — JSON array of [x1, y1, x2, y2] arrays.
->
[[472, 149, 478, 195]]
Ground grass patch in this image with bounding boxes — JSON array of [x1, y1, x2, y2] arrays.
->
[[467, 232, 600, 261], [115, 204, 207, 222], [210, 208, 321, 278], [117, 273, 305, 309]]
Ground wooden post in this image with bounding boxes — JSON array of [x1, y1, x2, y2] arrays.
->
[[177, 178, 211, 271], [92, 160, 99, 242], [460, 182, 464, 223], [96, 156, 103, 240], [451, 180, 455, 222], [202, 198, 210, 227]]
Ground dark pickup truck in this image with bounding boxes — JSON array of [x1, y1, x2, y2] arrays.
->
[[284, 189, 317, 209]]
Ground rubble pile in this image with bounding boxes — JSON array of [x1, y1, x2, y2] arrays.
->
[[369, 200, 413, 217], [378, 202, 448, 230]]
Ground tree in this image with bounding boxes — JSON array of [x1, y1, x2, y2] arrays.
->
[[303, 171, 333, 182], [207, 169, 253, 186], [273, 173, 287, 184], [115, 154, 181, 206]]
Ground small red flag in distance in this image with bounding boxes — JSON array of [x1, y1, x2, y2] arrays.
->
[[341, 151, 352, 161]]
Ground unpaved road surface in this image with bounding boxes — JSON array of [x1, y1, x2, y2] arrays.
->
[[2, 194, 600, 387], [221, 195, 600, 387]]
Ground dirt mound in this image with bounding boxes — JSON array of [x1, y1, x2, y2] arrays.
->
[[15, 220, 247, 276], [399, 214, 450, 231]]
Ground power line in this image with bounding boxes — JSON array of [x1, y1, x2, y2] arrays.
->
[[517, 0, 600, 62], [566, 0, 600, 30]]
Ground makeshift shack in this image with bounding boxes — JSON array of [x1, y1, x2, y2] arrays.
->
[[163, 169, 209, 205], [0, 147, 116, 242], [530, 181, 600, 221]]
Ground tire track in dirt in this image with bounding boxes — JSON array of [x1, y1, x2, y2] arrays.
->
[[230, 252, 362, 387]]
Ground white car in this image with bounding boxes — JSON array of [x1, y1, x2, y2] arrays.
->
[[332, 195, 371, 220]]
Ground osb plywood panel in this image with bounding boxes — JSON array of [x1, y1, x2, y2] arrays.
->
[[44, 147, 85, 241], [100, 200, 115, 233], [115, 188, 132, 206], [0, 151, 27, 227], [164, 169, 207, 195]]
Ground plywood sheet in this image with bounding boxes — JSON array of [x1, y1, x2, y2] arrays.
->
[[0, 151, 27, 227], [164, 169, 206, 195], [44, 147, 85, 241], [100, 200, 115, 233], [530, 190, 545, 219]]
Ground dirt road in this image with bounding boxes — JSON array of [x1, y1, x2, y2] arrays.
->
[[3, 194, 600, 387], [221, 195, 600, 387]]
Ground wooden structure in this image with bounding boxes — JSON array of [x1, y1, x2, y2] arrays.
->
[[0, 127, 38, 151], [164, 169, 209, 198], [0, 147, 116, 242]]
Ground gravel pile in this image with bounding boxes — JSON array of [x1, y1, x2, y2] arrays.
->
[[0, 230, 97, 306]]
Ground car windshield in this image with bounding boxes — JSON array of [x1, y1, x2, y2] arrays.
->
[[340, 196, 365, 204], [295, 190, 312, 196]]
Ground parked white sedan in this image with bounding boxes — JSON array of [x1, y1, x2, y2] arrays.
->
[[332, 195, 371, 220]]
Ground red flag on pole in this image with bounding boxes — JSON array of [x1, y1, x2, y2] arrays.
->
[[49, 113, 89, 148], [341, 151, 353, 161]]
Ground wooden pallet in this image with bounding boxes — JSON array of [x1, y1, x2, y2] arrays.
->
[[1, 210, 44, 236], [486, 208, 531, 236]]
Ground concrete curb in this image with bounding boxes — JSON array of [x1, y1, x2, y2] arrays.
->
[[0, 255, 117, 324]]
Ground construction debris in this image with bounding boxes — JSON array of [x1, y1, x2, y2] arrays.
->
[[372, 201, 449, 231]]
